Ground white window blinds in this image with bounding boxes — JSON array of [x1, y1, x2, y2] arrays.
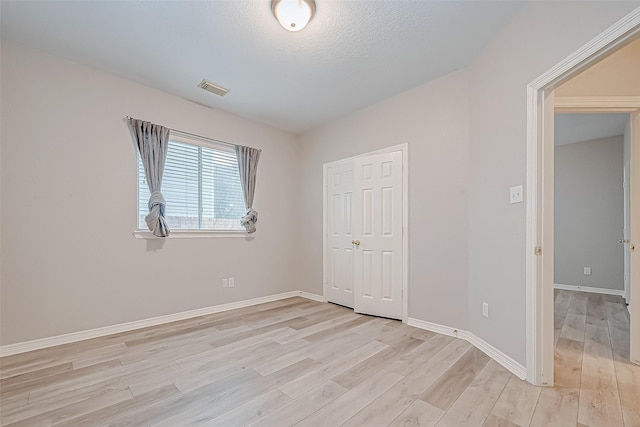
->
[[138, 139, 245, 231]]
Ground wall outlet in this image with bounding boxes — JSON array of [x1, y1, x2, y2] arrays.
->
[[222, 278, 229, 288], [482, 302, 489, 318], [228, 277, 235, 287], [510, 185, 523, 204], [584, 267, 592, 275]]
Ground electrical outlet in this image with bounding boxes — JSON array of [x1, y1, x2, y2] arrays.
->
[[584, 267, 592, 275], [222, 278, 228, 288], [228, 277, 235, 287], [482, 302, 489, 318]]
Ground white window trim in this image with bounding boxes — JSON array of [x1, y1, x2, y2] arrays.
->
[[133, 132, 248, 238], [132, 230, 251, 239]]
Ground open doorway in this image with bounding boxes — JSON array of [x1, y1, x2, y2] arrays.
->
[[525, 9, 640, 391], [552, 112, 632, 422], [554, 112, 630, 301]]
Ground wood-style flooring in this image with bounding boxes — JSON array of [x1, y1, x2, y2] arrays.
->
[[0, 291, 637, 426]]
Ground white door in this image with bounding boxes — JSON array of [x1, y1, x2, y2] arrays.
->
[[352, 151, 403, 319], [325, 162, 355, 308], [630, 111, 639, 365], [624, 159, 631, 304]]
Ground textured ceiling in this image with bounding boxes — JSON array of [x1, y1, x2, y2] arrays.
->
[[555, 113, 629, 146], [1, 1, 523, 133]]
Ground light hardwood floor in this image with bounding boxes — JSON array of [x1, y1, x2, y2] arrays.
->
[[0, 291, 637, 426]]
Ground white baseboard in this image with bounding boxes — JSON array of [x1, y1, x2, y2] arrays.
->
[[298, 291, 325, 302], [0, 290, 324, 358], [407, 318, 462, 338], [554, 283, 625, 297], [464, 334, 527, 380], [407, 318, 527, 380]]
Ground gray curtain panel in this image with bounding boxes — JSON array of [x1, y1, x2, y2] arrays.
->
[[127, 118, 171, 237], [235, 145, 262, 233]]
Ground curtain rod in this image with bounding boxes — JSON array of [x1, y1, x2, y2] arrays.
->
[[123, 116, 239, 148]]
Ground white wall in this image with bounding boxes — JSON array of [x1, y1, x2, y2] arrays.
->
[[0, 41, 301, 345], [299, 70, 470, 331], [466, 2, 639, 365], [554, 136, 624, 290]]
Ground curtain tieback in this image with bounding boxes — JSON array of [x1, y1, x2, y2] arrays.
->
[[241, 209, 258, 234], [148, 191, 166, 213], [145, 191, 169, 237]]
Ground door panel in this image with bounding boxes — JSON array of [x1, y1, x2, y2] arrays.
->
[[353, 151, 403, 319], [325, 162, 355, 308], [625, 160, 631, 303], [630, 111, 639, 365]]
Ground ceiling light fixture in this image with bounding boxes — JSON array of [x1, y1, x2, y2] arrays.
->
[[271, 0, 316, 32]]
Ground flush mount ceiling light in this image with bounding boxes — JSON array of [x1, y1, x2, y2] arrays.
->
[[271, 0, 316, 32]]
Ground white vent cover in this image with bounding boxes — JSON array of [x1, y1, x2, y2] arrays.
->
[[197, 79, 229, 97]]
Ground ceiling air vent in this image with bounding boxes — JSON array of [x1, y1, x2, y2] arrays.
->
[[197, 79, 229, 97]]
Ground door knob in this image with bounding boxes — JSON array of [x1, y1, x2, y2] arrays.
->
[[352, 240, 361, 246], [619, 239, 630, 244]]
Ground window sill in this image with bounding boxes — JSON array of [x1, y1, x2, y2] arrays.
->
[[132, 230, 251, 239]]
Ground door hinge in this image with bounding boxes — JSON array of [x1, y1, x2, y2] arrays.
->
[[535, 246, 542, 256]]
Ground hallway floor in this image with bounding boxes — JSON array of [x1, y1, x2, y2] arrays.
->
[[550, 289, 638, 426]]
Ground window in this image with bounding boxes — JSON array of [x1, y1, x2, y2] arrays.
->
[[137, 136, 245, 232]]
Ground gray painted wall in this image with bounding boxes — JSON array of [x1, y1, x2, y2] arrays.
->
[[299, 2, 637, 367], [465, 1, 637, 365], [0, 41, 302, 345], [2, 2, 638, 370], [554, 136, 624, 290], [298, 70, 470, 331]]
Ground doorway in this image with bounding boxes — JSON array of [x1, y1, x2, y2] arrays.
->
[[526, 11, 640, 386], [552, 112, 633, 410], [553, 112, 629, 300], [323, 144, 408, 321]]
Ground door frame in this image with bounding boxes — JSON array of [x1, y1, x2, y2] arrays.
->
[[323, 143, 409, 322], [526, 8, 640, 386]]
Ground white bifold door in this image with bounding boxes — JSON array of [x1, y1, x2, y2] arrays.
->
[[325, 150, 403, 320]]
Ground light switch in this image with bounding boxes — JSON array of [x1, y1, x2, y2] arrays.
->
[[584, 267, 591, 275], [482, 302, 489, 318], [510, 185, 523, 204]]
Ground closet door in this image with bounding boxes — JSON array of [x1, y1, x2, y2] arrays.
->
[[352, 151, 403, 319], [325, 161, 355, 309]]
